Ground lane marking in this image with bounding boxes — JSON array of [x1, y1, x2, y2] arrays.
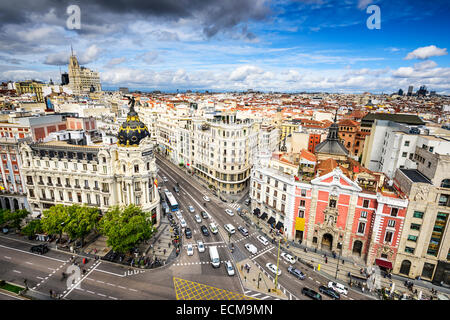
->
[[0, 244, 67, 263], [13, 270, 21, 273]]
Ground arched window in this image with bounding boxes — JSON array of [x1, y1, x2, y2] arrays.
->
[[440, 179, 450, 188], [399, 260, 412, 276]]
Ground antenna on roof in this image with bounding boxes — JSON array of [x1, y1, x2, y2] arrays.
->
[[70, 44, 74, 56]]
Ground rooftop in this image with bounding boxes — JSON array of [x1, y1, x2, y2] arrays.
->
[[399, 168, 432, 184]]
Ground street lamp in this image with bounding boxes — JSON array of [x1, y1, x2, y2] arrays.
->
[[335, 242, 342, 279], [273, 237, 281, 294]]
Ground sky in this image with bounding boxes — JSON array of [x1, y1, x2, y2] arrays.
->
[[1, 0, 449, 94]]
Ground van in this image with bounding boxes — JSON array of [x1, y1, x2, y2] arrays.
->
[[209, 246, 220, 268], [224, 223, 235, 234], [328, 281, 348, 295]]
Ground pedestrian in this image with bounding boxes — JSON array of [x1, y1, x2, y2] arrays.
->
[[314, 248, 317, 253], [325, 257, 328, 264], [342, 259, 345, 265]]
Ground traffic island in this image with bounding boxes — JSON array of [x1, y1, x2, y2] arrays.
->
[[237, 259, 288, 300]]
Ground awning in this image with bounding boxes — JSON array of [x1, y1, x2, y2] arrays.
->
[[267, 216, 276, 226], [275, 221, 284, 231], [253, 208, 260, 216], [375, 258, 393, 270], [260, 212, 268, 220]]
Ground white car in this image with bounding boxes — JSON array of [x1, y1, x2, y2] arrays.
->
[[209, 223, 219, 234], [244, 243, 258, 254], [188, 206, 195, 213], [257, 235, 269, 246], [180, 219, 187, 228], [194, 214, 202, 223], [186, 244, 194, 256], [197, 240, 205, 253], [328, 281, 348, 295], [266, 263, 281, 276], [225, 209, 234, 216], [224, 223, 236, 234], [203, 195, 210, 202], [281, 252, 296, 264], [175, 210, 183, 220], [162, 176, 169, 182], [225, 261, 235, 276]]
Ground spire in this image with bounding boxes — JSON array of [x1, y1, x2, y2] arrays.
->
[[71, 44, 74, 56]]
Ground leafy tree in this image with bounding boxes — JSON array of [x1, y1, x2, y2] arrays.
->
[[3, 209, 29, 230], [99, 205, 155, 254], [64, 205, 100, 246], [41, 204, 69, 239], [21, 219, 43, 237], [0, 209, 9, 226]]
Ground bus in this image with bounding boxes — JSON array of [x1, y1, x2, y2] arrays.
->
[[164, 190, 179, 212]]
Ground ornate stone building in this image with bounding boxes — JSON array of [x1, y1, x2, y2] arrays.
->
[[19, 98, 160, 225], [68, 53, 101, 95]]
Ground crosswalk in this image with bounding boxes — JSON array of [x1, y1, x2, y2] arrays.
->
[[244, 289, 282, 300], [227, 203, 241, 211]]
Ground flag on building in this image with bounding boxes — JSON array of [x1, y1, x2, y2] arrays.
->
[[154, 179, 158, 188]]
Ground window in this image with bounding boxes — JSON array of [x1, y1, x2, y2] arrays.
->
[[384, 231, 394, 243], [405, 247, 415, 254], [104, 197, 109, 206], [413, 211, 424, 219], [329, 199, 337, 208], [402, 152, 407, 157], [298, 209, 305, 218], [363, 199, 370, 208], [83, 164, 87, 171], [357, 222, 366, 234], [360, 211, 368, 219], [301, 189, 307, 197], [77, 193, 82, 202], [407, 235, 418, 242], [387, 220, 396, 228], [404, 141, 410, 147], [390, 207, 398, 217], [282, 194, 286, 201], [438, 194, 450, 207], [134, 165, 139, 173], [410, 223, 421, 231], [300, 200, 306, 207]]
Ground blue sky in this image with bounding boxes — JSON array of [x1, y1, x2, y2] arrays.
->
[[1, 0, 449, 93]]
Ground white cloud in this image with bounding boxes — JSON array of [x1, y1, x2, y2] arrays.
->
[[105, 57, 126, 67], [229, 65, 264, 81], [357, 0, 373, 10], [404, 45, 448, 60]]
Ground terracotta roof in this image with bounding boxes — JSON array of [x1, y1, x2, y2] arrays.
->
[[300, 149, 316, 162]]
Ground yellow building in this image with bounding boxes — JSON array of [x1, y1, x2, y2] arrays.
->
[[15, 81, 44, 102], [68, 54, 101, 95]]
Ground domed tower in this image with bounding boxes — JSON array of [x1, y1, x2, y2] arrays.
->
[[115, 96, 160, 226], [118, 97, 150, 147]]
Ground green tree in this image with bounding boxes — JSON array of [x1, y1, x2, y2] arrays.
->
[[0, 209, 9, 226], [4, 209, 29, 230], [21, 219, 43, 237], [64, 205, 100, 246], [99, 205, 155, 253], [41, 204, 69, 239]]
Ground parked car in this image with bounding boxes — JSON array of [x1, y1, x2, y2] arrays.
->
[[185, 227, 192, 239], [197, 240, 205, 253], [244, 198, 251, 206], [287, 266, 305, 280], [30, 244, 49, 255], [225, 261, 235, 276], [302, 287, 322, 300], [281, 252, 296, 264], [186, 244, 194, 256], [162, 176, 169, 182], [244, 243, 258, 254], [188, 206, 195, 213], [237, 226, 249, 236], [200, 225, 210, 236], [209, 223, 218, 234], [319, 286, 340, 300], [257, 235, 269, 246], [225, 209, 234, 216], [266, 263, 281, 276], [180, 219, 187, 228], [201, 211, 209, 219], [203, 195, 210, 202], [173, 186, 180, 193], [328, 281, 348, 295], [194, 214, 202, 223]]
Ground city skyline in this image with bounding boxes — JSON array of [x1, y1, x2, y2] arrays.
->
[[1, 0, 450, 94]]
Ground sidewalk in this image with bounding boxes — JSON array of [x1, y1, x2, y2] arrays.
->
[[245, 211, 450, 300]]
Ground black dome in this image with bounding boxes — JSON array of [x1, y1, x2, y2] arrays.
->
[[117, 97, 150, 147]]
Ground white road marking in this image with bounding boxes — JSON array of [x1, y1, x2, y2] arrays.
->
[[13, 270, 21, 273], [4, 256, 11, 259], [0, 244, 66, 263]]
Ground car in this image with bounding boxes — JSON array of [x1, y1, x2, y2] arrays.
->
[[281, 252, 296, 264], [185, 227, 192, 239], [257, 235, 269, 246], [224, 223, 236, 234], [186, 244, 194, 256], [225, 261, 235, 276], [200, 225, 210, 236], [244, 243, 258, 254], [194, 214, 202, 223], [225, 209, 234, 216], [162, 176, 169, 182], [302, 287, 322, 300], [266, 263, 281, 276], [203, 195, 210, 202], [197, 240, 205, 253], [201, 211, 209, 219], [173, 186, 180, 193], [30, 244, 49, 255], [238, 226, 249, 236], [175, 210, 183, 220], [180, 218, 187, 228], [319, 286, 341, 300], [244, 198, 251, 206], [209, 223, 218, 234], [328, 281, 348, 295], [287, 266, 305, 280], [188, 206, 195, 213]]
